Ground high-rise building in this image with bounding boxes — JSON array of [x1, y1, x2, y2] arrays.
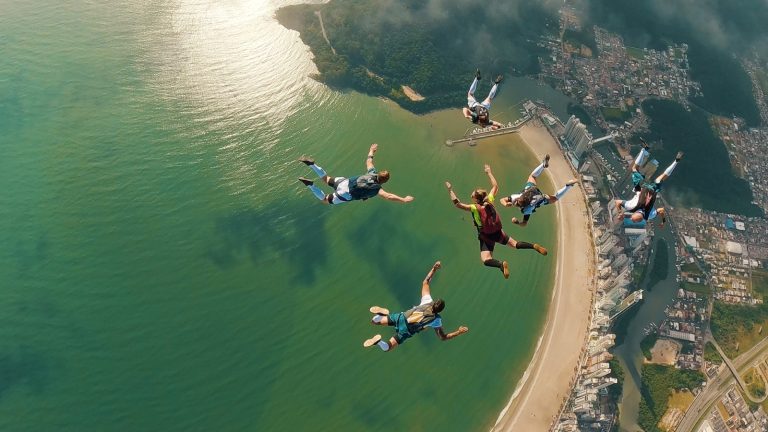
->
[[563, 115, 594, 160]]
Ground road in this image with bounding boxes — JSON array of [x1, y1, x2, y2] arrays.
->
[[676, 337, 768, 431], [313, 11, 336, 55]]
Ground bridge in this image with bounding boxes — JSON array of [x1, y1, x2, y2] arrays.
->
[[446, 116, 531, 146]]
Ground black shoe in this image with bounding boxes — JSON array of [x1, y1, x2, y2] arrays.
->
[[475, 69, 481, 80], [543, 154, 550, 168], [298, 155, 315, 165], [298, 177, 314, 186], [494, 74, 504, 84], [675, 151, 684, 162], [640, 137, 650, 150]]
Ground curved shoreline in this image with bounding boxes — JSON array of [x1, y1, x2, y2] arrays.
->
[[492, 124, 596, 431]]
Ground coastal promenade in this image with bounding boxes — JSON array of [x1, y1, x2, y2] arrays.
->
[[492, 123, 595, 432]]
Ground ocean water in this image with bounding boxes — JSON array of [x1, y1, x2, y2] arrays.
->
[[0, 1, 558, 430]]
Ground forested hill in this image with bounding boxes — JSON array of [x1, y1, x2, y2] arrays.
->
[[276, 0, 557, 114], [586, 0, 765, 127]]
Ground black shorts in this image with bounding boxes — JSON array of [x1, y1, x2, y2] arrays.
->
[[478, 230, 510, 252]]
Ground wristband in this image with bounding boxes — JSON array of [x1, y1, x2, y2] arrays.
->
[[367, 155, 374, 159], [452, 198, 459, 204]]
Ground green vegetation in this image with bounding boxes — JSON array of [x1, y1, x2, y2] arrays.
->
[[276, 0, 558, 114], [667, 389, 694, 411], [608, 358, 625, 403], [586, 0, 764, 126], [681, 282, 711, 296], [646, 238, 669, 291], [752, 270, 768, 300], [680, 341, 695, 355], [711, 301, 768, 357], [600, 106, 631, 123], [563, 28, 598, 56], [632, 261, 648, 284], [704, 342, 722, 364], [641, 333, 659, 361], [687, 43, 761, 127], [638, 364, 705, 432], [757, 70, 768, 97], [567, 102, 593, 126], [681, 262, 701, 274], [641, 99, 763, 217], [626, 46, 646, 60], [743, 368, 767, 399]]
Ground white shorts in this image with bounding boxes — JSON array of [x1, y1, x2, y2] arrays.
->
[[467, 95, 491, 110], [329, 177, 353, 205]]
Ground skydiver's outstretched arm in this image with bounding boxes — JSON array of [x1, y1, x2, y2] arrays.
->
[[377, 189, 414, 203], [445, 182, 472, 211], [366, 143, 377, 171], [484, 164, 499, 197], [434, 325, 469, 341], [421, 261, 441, 298]]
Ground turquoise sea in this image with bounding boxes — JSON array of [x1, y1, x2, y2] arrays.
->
[[0, 1, 564, 430]]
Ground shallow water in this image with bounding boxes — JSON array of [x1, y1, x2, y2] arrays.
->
[[0, 1, 562, 430]]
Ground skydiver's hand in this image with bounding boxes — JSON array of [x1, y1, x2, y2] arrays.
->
[[458, 326, 469, 334], [500, 197, 512, 207], [445, 181, 452, 190], [483, 164, 491, 173], [403, 196, 414, 203], [433, 261, 442, 270], [511, 217, 520, 224], [369, 143, 378, 154]]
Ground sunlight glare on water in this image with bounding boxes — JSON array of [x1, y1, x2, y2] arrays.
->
[[135, 0, 334, 196]]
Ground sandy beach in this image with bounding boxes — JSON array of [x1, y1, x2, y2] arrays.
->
[[492, 123, 596, 432]]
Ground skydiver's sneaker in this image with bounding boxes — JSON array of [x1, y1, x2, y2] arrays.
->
[[494, 74, 504, 84], [502, 261, 510, 279], [566, 179, 577, 187], [363, 335, 382, 348], [369, 306, 390, 316], [534, 244, 548, 256], [543, 154, 551, 168], [298, 177, 314, 186], [298, 155, 315, 165], [475, 69, 481, 80], [675, 151, 684, 161]]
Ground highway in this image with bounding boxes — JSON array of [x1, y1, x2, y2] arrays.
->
[[676, 336, 768, 431]]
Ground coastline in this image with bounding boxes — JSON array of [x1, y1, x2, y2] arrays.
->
[[492, 123, 596, 431]]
